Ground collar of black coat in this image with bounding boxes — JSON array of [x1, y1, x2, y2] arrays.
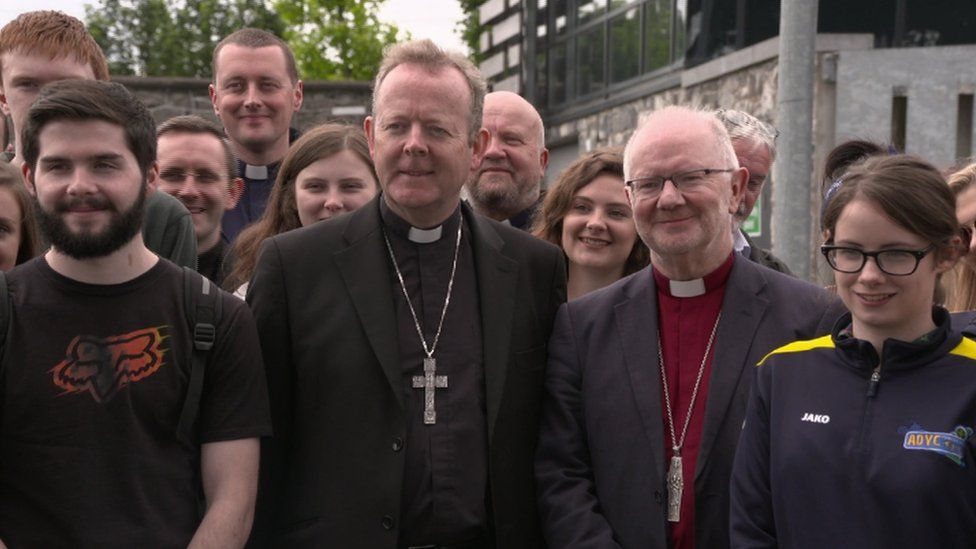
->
[[379, 195, 462, 244], [832, 306, 957, 373]]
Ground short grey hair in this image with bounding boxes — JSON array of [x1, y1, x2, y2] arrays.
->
[[623, 105, 738, 179], [715, 108, 778, 160], [371, 39, 487, 143]]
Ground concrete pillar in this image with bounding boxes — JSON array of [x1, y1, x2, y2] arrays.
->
[[771, 0, 818, 279]]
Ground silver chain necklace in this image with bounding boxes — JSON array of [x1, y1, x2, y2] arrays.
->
[[658, 311, 721, 523], [382, 218, 463, 425]]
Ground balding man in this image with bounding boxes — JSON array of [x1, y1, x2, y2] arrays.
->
[[535, 106, 837, 549], [465, 91, 548, 229], [716, 109, 792, 274]]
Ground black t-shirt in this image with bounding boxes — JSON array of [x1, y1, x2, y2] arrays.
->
[[0, 257, 271, 548]]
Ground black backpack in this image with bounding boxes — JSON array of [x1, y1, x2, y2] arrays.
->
[[0, 266, 221, 445]]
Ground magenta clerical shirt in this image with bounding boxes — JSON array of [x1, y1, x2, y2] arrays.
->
[[653, 253, 734, 549]]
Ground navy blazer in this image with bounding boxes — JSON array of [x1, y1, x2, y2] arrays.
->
[[535, 257, 840, 549], [248, 197, 566, 548]]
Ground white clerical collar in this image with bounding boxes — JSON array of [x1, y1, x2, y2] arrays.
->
[[733, 228, 750, 255], [669, 278, 706, 298], [408, 225, 443, 244], [244, 164, 269, 179]]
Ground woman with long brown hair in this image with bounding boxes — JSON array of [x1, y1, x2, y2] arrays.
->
[[531, 148, 648, 300], [224, 123, 378, 295]]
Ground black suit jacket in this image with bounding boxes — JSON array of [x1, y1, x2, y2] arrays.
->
[[535, 258, 839, 549], [743, 231, 793, 276], [248, 197, 566, 548]]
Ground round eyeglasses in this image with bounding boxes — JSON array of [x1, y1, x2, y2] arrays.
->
[[820, 244, 936, 276]]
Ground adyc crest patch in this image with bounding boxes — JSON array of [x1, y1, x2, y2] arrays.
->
[[901, 423, 974, 467]]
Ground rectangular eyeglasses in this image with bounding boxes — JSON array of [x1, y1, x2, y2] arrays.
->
[[820, 244, 936, 276], [625, 168, 735, 200]]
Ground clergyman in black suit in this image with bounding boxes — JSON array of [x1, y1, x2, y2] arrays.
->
[[248, 39, 566, 549]]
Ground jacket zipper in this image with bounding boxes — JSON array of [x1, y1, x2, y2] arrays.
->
[[866, 367, 881, 397], [858, 365, 881, 453]]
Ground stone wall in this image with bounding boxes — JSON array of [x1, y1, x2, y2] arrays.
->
[[114, 75, 372, 129], [557, 58, 779, 154]]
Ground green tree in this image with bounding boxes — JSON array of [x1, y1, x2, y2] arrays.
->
[[456, 0, 483, 63], [85, 0, 285, 77], [273, 0, 403, 81]]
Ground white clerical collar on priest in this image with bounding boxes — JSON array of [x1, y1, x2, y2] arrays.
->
[[408, 225, 443, 244], [244, 164, 269, 179], [669, 278, 707, 298]]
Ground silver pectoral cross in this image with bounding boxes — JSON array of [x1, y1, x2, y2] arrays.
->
[[412, 357, 448, 425], [666, 452, 684, 522]]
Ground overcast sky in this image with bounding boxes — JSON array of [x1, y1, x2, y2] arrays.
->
[[0, 0, 468, 57]]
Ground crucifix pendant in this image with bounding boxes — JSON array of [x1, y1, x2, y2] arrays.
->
[[666, 453, 683, 522], [412, 357, 448, 424]]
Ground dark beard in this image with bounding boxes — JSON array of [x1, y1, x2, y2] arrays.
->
[[34, 184, 147, 260]]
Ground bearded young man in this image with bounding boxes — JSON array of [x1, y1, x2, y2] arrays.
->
[[0, 79, 270, 548], [0, 10, 198, 269]]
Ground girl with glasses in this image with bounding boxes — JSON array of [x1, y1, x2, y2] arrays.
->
[[730, 154, 976, 548]]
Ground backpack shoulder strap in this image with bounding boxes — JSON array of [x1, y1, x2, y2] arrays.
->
[[176, 267, 222, 446]]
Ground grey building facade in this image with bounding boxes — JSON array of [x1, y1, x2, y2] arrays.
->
[[476, 0, 976, 261]]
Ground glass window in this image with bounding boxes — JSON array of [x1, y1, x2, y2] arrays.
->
[[577, 24, 606, 96], [536, 50, 548, 108], [479, 0, 506, 23], [610, 7, 640, 84], [609, 0, 639, 11], [577, 0, 608, 27], [552, 0, 568, 35], [537, 2, 549, 39], [644, 0, 672, 72], [673, 0, 688, 61], [549, 43, 568, 105]]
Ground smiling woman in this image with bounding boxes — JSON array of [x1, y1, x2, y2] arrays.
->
[[531, 148, 648, 300], [223, 123, 378, 296], [731, 154, 976, 549]]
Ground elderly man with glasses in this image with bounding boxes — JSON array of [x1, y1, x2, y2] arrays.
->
[[535, 106, 842, 549], [716, 109, 793, 275]]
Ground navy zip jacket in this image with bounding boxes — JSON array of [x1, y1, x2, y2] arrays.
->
[[730, 308, 976, 549]]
